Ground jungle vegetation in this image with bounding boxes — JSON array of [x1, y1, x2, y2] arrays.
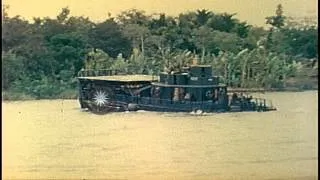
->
[[2, 4, 318, 100]]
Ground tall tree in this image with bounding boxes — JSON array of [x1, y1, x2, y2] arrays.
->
[[2, 15, 30, 52], [266, 4, 286, 29], [192, 26, 215, 63], [56, 7, 70, 24], [231, 21, 251, 38], [121, 23, 150, 57], [116, 9, 150, 26], [48, 32, 89, 76], [89, 19, 132, 58], [207, 13, 237, 32], [265, 4, 286, 50], [178, 12, 197, 28], [195, 9, 212, 26]]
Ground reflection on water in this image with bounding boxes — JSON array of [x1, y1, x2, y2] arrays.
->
[[2, 91, 318, 179]]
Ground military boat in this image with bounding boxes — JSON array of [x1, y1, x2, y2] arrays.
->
[[77, 65, 276, 114]]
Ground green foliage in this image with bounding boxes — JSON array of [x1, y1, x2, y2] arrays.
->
[[48, 32, 89, 74], [88, 19, 132, 58], [2, 91, 35, 101], [280, 27, 318, 58], [121, 23, 150, 55], [163, 50, 193, 73], [2, 51, 26, 90], [56, 7, 70, 23], [2, 5, 318, 100], [111, 54, 129, 73], [266, 4, 286, 29], [116, 9, 150, 26], [2, 15, 30, 51], [207, 13, 238, 32], [212, 31, 243, 53], [85, 49, 113, 69], [195, 9, 212, 26], [127, 48, 148, 74]]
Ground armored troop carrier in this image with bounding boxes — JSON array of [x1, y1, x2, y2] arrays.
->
[[77, 65, 276, 114]]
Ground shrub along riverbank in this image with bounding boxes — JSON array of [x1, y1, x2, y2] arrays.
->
[[2, 89, 78, 101]]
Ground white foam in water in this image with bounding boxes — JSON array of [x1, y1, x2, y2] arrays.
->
[[137, 110, 147, 113], [190, 110, 204, 115], [196, 109, 203, 115]]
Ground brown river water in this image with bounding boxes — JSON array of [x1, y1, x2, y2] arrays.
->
[[2, 91, 318, 180]]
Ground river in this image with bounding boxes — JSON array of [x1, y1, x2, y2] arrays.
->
[[2, 91, 318, 180]]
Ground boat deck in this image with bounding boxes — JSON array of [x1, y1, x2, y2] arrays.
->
[[78, 74, 158, 82]]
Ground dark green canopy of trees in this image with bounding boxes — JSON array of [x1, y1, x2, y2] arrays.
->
[[2, 4, 318, 99]]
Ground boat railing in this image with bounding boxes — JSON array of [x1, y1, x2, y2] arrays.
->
[[251, 97, 276, 111], [78, 69, 125, 77], [229, 94, 275, 111]]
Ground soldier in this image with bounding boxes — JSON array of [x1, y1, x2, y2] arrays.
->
[[231, 93, 238, 104]]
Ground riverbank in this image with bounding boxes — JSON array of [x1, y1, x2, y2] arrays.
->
[[2, 89, 78, 101], [2, 86, 317, 101]]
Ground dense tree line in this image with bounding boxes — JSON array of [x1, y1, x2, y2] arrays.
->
[[2, 4, 318, 99]]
